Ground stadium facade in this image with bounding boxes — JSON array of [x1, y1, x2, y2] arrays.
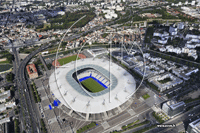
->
[[49, 58, 136, 121]]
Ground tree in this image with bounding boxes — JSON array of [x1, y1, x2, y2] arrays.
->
[[6, 73, 14, 83], [6, 54, 14, 64]]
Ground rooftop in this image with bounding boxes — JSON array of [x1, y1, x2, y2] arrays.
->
[[189, 118, 200, 133], [49, 58, 136, 114]]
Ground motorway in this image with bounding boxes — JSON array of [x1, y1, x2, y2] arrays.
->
[[10, 15, 128, 132], [10, 10, 198, 133], [13, 47, 29, 132], [13, 43, 52, 132]]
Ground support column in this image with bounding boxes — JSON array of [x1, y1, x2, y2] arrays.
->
[[86, 113, 89, 121], [68, 109, 73, 116]]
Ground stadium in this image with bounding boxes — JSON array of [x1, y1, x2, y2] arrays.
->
[[49, 57, 136, 121]]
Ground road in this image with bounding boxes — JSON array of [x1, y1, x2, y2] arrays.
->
[[13, 47, 28, 132], [10, 15, 129, 132], [146, 105, 200, 133], [13, 43, 52, 132]]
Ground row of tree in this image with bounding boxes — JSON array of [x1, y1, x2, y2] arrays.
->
[[44, 10, 96, 30]]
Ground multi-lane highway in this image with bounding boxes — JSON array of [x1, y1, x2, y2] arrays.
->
[[12, 18, 120, 132], [14, 43, 51, 132]]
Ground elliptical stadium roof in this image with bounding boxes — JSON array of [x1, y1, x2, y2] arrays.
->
[[49, 58, 136, 114]]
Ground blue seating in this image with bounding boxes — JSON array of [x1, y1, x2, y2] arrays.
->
[[49, 105, 52, 110], [78, 72, 108, 89]]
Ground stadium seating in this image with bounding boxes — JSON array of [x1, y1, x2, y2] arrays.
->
[[77, 69, 111, 88]]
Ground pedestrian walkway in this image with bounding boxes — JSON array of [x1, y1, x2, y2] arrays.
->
[[102, 121, 110, 129], [127, 109, 136, 116]]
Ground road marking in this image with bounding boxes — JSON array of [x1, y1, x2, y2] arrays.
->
[[127, 109, 136, 116], [41, 96, 48, 101], [48, 117, 57, 124], [102, 121, 110, 129], [139, 97, 144, 102], [37, 87, 44, 91], [151, 105, 161, 112]]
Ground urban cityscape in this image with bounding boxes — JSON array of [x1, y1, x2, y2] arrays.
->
[[0, 0, 200, 133]]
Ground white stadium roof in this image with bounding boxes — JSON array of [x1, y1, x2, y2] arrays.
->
[[49, 58, 136, 114]]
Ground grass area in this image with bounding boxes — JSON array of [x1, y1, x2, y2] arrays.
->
[[14, 119, 20, 133], [19, 45, 40, 54], [152, 112, 164, 124], [146, 80, 160, 92], [41, 119, 47, 133], [6, 72, 14, 83], [122, 120, 140, 130], [112, 120, 150, 133], [128, 120, 150, 130], [36, 23, 51, 32], [184, 96, 200, 104], [30, 82, 41, 103], [81, 78, 105, 93], [46, 10, 96, 31], [77, 122, 96, 133], [57, 55, 80, 65], [142, 94, 150, 100], [102, 33, 108, 38], [158, 77, 172, 84], [0, 60, 9, 64]]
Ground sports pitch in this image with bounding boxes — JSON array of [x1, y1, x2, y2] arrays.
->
[[81, 78, 105, 93], [58, 55, 80, 65]]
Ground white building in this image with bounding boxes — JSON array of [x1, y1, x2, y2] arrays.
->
[[169, 25, 177, 35], [162, 100, 185, 118], [0, 118, 10, 125], [177, 22, 184, 30], [57, 11, 65, 15], [153, 32, 169, 38], [148, 73, 183, 92], [0, 90, 11, 103], [185, 34, 200, 39], [116, 5, 124, 11], [187, 118, 200, 133], [158, 38, 168, 44]]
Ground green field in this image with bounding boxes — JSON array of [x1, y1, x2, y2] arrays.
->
[[142, 94, 150, 100], [158, 77, 172, 84], [0, 64, 12, 72], [58, 55, 80, 65], [81, 78, 105, 93], [0, 60, 9, 64]]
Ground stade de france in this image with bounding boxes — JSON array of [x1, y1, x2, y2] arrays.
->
[[49, 57, 136, 121]]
